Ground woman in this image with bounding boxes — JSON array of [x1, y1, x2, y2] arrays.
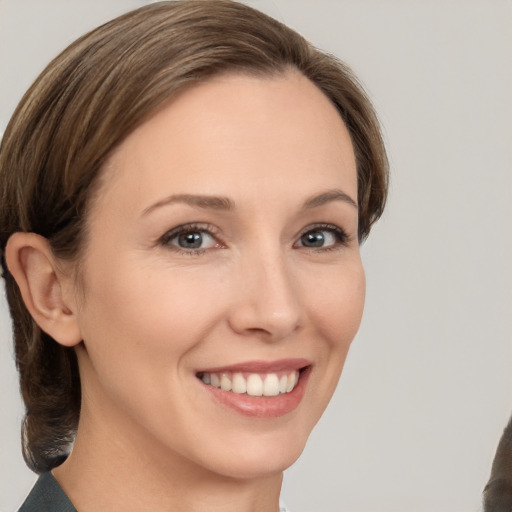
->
[[0, 1, 388, 511]]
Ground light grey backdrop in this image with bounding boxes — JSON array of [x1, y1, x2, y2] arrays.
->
[[1, 1, 511, 511]]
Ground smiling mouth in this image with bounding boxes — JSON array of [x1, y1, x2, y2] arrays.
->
[[196, 358, 311, 397], [195, 361, 311, 417], [196, 369, 302, 397]]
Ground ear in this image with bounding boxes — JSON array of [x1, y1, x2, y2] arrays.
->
[[5, 232, 82, 347]]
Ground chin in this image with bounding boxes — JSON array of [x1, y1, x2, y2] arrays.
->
[[200, 424, 311, 480], [216, 449, 304, 480]]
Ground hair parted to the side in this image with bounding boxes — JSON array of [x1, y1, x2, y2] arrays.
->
[[0, 0, 388, 473]]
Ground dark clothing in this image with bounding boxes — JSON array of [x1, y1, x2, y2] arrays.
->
[[17, 471, 292, 512], [18, 473, 76, 512]]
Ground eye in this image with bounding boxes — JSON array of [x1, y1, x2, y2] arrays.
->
[[160, 224, 222, 253], [295, 224, 349, 250], [174, 231, 216, 249]]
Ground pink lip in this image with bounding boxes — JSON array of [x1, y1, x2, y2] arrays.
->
[[196, 358, 311, 374], [197, 361, 312, 418]]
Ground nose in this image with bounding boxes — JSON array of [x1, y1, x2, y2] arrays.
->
[[228, 250, 301, 342]]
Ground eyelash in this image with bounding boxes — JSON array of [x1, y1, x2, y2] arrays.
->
[[159, 223, 223, 256], [158, 222, 351, 255], [296, 223, 351, 252]]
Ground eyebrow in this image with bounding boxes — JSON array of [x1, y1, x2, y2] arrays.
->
[[302, 189, 358, 210], [142, 188, 357, 217], [142, 194, 234, 216]]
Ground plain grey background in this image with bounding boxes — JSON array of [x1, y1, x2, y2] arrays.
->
[[1, 1, 511, 511]]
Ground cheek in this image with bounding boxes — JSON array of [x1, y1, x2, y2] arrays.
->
[[74, 262, 230, 441], [308, 261, 366, 347], [304, 260, 365, 400], [77, 259, 230, 374]]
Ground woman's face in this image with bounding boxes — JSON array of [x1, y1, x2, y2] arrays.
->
[[72, 71, 365, 479]]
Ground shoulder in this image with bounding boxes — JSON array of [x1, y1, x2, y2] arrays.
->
[[18, 473, 76, 512]]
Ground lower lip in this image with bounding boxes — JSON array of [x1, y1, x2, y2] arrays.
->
[[200, 367, 311, 418]]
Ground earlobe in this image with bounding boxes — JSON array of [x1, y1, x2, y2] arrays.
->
[[5, 232, 82, 347]]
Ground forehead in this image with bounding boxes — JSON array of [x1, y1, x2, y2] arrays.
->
[[93, 70, 357, 216]]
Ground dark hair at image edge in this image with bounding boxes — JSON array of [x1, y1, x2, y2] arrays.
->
[[0, 0, 389, 473]]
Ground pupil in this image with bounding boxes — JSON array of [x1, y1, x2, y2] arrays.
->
[[179, 232, 202, 248], [302, 231, 324, 247]]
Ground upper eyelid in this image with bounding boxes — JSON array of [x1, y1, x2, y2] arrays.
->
[[294, 224, 352, 248], [159, 222, 223, 245], [296, 223, 349, 238], [157, 224, 225, 257], [158, 221, 350, 247], [161, 222, 220, 236]]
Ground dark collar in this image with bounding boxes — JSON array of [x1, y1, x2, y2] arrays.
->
[[18, 472, 77, 512]]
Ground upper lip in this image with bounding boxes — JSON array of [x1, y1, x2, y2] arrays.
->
[[196, 358, 311, 374]]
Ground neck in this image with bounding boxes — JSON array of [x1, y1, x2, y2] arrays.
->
[[52, 394, 283, 512]]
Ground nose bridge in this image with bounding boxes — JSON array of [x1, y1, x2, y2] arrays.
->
[[229, 241, 301, 340]]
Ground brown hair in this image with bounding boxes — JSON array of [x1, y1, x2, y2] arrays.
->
[[0, 0, 388, 473], [483, 415, 512, 512]]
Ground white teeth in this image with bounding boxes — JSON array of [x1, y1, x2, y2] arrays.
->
[[263, 374, 280, 396], [286, 372, 296, 392], [279, 375, 288, 394], [220, 374, 232, 391], [200, 369, 301, 397], [210, 373, 221, 388], [232, 373, 247, 394], [247, 374, 263, 397]]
